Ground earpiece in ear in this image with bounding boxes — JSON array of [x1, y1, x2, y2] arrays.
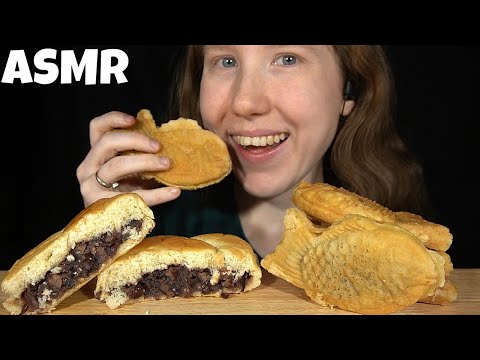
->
[[343, 79, 355, 101]]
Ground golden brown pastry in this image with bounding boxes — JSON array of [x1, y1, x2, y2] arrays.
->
[[124, 109, 232, 190], [1, 193, 155, 315], [419, 279, 458, 305], [95, 233, 262, 309], [293, 180, 453, 252], [292, 180, 396, 224], [261, 208, 446, 315], [394, 211, 453, 252], [436, 251, 454, 278]]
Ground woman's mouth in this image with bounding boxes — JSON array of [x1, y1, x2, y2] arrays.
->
[[233, 133, 289, 147], [230, 133, 290, 161]]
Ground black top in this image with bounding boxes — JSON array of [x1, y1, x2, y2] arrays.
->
[[150, 174, 247, 242]]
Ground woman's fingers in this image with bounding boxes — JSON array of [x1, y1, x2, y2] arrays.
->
[[95, 153, 170, 187], [89, 111, 136, 147], [78, 130, 160, 182], [81, 184, 181, 208], [78, 110, 181, 209], [132, 187, 181, 207]]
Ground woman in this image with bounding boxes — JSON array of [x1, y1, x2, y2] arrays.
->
[[76, 45, 428, 258]]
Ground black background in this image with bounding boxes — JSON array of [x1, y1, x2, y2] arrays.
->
[[0, 45, 478, 270]]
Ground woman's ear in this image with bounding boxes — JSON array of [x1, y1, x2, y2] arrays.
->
[[341, 99, 355, 117], [340, 79, 356, 119]]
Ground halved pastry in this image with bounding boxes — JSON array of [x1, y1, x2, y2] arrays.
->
[[94, 234, 262, 309]]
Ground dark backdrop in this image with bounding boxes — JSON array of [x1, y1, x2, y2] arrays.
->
[[0, 45, 478, 269]]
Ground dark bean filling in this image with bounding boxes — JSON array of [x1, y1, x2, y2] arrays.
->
[[116, 265, 250, 300], [20, 219, 143, 314]]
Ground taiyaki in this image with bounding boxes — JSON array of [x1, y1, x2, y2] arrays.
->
[[261, 208, 446, 314], [122, 109, 232, 190], [293, 181, 453, 251]]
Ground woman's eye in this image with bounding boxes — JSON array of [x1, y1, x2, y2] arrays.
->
[[221, 57, 237, 68], [275, 54, 297, 66]]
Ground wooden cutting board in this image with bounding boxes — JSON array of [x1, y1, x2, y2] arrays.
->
[[1, 269, 479, 315]]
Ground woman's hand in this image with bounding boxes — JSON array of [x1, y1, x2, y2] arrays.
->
[[76, 111, 181, 207]]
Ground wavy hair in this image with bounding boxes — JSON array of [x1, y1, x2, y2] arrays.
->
[[169, 45, 429, 215]]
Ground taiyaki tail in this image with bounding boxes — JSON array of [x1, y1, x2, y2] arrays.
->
[[261, 208, 319, 290], [419, 279, 458, 305], [436, 251, 454, 277], [394, 211, 453, 252]]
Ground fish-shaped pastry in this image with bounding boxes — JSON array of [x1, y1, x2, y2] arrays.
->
[[121, 109, 232, 190], [293, 181, 453, 251], [261, 208, 446, 315]]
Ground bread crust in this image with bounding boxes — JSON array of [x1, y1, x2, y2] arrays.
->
[[95, 234, 262, 309], [1, 193, 155, 314]]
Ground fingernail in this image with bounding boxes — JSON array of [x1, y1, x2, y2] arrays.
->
[[150, 140, 160, 150], [123, 115, 135, 124], [159, 157, 170, 166], [169, 187, 180, 195]]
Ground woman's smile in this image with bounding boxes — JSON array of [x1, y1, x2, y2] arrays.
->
[[230, 133, 290, 164]]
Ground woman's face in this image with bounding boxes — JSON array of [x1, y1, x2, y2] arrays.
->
[[200, 45, 348, 198]]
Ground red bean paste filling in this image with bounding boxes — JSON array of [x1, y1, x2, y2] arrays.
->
[[116, 265, 250, 300], [20, 219, 143, 314]]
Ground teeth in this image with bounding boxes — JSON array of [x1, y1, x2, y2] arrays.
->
[[235, 133, 288, 147]]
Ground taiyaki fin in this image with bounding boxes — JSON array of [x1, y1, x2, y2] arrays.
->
[[261, 208, 318, 290]]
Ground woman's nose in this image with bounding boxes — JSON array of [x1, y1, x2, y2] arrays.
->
[[231, 71, 270, 118]]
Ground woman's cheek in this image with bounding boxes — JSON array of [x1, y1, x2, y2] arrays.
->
[[199, 84, 214, 126], [200, 85, 225, 131]]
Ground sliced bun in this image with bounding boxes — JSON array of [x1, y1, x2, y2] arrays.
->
[[95, 233, 262, 309], [1, 193, 155, 314]]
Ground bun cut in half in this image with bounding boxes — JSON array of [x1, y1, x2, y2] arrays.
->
[[1, 193, 155, 315], [94, 234, 262, 309]]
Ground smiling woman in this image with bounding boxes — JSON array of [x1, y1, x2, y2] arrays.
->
[[199, 45, 349, 201]]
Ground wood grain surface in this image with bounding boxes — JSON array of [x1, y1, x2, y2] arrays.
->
[[1, 269, 478, 315]]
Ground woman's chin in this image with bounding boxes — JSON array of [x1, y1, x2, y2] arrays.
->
[[239, 180, 288, 199]]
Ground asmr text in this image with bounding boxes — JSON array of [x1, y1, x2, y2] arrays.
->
[[1, 48, 129, 85]]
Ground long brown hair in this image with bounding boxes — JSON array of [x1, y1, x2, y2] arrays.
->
[[170, 45, 430, 215]]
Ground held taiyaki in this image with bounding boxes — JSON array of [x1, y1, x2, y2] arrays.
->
[[121, 109, 232, 190]]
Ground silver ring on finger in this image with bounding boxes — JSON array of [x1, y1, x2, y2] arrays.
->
[[95, 170, 119, 190]]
